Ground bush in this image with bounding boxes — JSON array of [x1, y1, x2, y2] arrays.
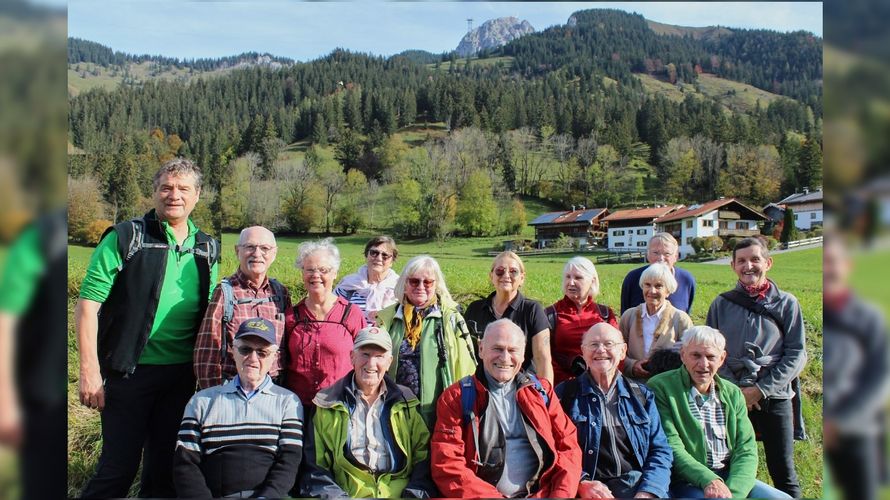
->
[[82, 219, 113, 246], [553, 233, 574, 249], [725, 237, 740, 251], [810, 226, 823, 237], [704, 236, 723, 254], [765, 236, 779, 250], [690, 237, 706, 254]]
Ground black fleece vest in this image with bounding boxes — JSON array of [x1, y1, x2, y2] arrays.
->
[[97, 210, 218, 375]]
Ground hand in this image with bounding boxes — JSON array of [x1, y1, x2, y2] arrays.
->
[[741, 386, 763, 410], [79, 368, 105, 411], [634, 491, 657, 498], [631, 360, 651, 378], [579, 480, 614, 499], [703, 479, 732, 498], [0, 398, 22, 448]]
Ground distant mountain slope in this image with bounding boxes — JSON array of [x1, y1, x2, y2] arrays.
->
[[392, 49, 441, 65], [456, 16, 534, 57], [646, 20, 733, 41]]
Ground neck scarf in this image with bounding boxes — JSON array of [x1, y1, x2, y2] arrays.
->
[[403, 296, 437, 349], [739, 280, 771, 301]]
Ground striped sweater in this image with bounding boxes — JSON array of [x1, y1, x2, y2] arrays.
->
[[173, 376, 304, 498]]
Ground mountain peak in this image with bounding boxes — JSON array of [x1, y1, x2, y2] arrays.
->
[[455, 16, 535, 57]]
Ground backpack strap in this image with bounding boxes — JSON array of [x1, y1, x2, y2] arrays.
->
[[339, 302, 353, 325], [558, 377, 580, 415], [626, 379, 647, 408], [545, 305, 556, 332], [719, 290, 785, 334], [597, 303, 611, 323], [527, 373, 551, 407], [459, 375, 484, 467], [268, 278, 288, 314]]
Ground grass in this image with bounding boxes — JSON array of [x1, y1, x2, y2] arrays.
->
[[66, 239, 822, 497], [635, 72, 789, 114], [429, 56, 515, 72]]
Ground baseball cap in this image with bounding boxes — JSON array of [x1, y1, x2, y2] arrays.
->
[[353, 325, 392, 352], [234, 317, 277, 345]]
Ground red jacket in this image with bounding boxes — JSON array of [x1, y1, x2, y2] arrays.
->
[[431, 371, 583, 498]]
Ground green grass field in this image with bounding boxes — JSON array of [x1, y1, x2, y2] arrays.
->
[[636, 72, 788, 114], [66, 240, 822, 497]]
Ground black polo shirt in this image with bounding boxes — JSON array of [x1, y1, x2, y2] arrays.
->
[[464, 291, 550, 368]]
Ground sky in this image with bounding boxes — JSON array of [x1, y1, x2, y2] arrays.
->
[[67, 1, 823, 62]]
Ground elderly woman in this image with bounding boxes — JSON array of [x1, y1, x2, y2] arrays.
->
[[464, 251, 553, 382], [618, 263, 693, 381], [376, 255, 476, 427], [283, 238, 366, 410], [556, 323, 672, 499], [548, 257, 618, 385], [334, 236, 400, 324]]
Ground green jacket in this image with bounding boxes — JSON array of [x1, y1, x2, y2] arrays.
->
[[377, 298, 477, 427], [646, 367, 757, 497], [303, 373, 436, 498]]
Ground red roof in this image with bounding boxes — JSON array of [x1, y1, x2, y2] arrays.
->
[[654, 198, 767, 224], [601, 205, 684, 223]]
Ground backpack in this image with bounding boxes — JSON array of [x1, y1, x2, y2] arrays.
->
[[278, 301, 354, 385], [107, 217, 221, 270], [218, 277, 289, 358], [545, 303, 612, 333], [557, 376, 647, 416]]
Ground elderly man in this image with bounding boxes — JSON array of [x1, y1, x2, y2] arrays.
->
[[76, 158, 220, 498], [706, 236, 806, 497], [824, 233, 890, 500], [431, 319, 582, 498], [301, 325, 436, 498], [621, 233, 696, 314], [647, 326, 790, 498], [173, 317, 303, 498], [556, 323, 672, 499], [194, 225, 289, 389]]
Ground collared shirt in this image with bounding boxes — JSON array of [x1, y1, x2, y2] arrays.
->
[[484, 372, 538, 498], [234, 374, 272, 401], [640, 303, 666, 355], [194, 270, 290, 389], [687, 384, 730, 471], [591, 375, 638, 480], [348, 377, 391, 472]]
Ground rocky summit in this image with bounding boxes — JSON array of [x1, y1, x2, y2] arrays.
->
[[455, 16, 535, 57]]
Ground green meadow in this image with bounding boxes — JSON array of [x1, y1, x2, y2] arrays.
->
[[67, 238, 822, 497]]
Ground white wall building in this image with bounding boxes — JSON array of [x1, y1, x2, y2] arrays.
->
[[601, 205, 684, 253], [655, 198, 767, 258], [777, 189, 823, 230]]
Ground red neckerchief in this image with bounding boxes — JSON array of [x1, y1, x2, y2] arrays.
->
[[824, 289, 852, 313], [739, 280, 771, 301]]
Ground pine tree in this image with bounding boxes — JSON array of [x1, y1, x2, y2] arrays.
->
[[780, 207, 799, 244], [797, 135, 822, 190]]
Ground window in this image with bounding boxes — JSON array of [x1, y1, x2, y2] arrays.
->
[[685, 220, 693, 229], [736, 221, 748, 229], [686, 237, 693, 244], [811, 212, 816, 219], [613, 230, 625, 236], [702, 219, 714, 227], [719, 221, 728, 230], [637, 241, 647, 247], [636, 229, 647, 235], [615, 242, 625, 247], [794, 214, 799, 220]]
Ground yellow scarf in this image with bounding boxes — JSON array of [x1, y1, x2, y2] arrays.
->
[[403, 297, 437, 349]]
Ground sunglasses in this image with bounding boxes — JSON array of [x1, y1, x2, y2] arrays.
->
[[493, 267, 521, 278], [407, 277, 435, 288], [368, 249, 393, 260], [236, 345, 276, 358]]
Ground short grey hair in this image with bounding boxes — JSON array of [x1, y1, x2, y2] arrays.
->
[[732, 236, 770, 261], [153, 157, 202, 191], [680, 325, 726, 351], [394, 255, 454, 305], [482, 318, 526, 347], [639, 263, 678, 294], [563, 256, 600, 298], [295, 237, 341, 274], [649, 232, 678, 250]]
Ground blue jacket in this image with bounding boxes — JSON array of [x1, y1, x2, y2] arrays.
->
[[621, 265, 696, 315], [556, 372, 673, 498]]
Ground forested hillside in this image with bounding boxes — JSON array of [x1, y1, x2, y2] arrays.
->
[[67, 8, 822, 241]]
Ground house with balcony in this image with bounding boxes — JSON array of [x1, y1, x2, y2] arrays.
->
[[528, 206, 609, 248], [601, 205, 684, 253], [776, 188, 823, 230], [654, 198, 767, 258]]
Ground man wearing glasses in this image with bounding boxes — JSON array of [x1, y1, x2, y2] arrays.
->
[[620, 233, 696, 314], [174, 317, 304, 498], [194, 226, 290, 389]]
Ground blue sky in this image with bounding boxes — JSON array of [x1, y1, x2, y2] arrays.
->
[[68, 1, 822, 62]]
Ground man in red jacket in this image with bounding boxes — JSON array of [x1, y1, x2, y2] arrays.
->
[[431, 319, 582, 498]]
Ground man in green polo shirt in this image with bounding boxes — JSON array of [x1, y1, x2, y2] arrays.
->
[[76, 158, 219, 498]]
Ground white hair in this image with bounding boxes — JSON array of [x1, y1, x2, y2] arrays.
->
[[394, 255, 454, 306], [639, 263, 678, 294], [562, 256, 600, 298], [295, 237, 341, 273], [680, 325, 726, 351], [649, 232, 679, 250], [482, 318, 526, 347]]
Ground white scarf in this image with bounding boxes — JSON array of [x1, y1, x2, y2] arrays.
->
[[336, 264, 399, 314]]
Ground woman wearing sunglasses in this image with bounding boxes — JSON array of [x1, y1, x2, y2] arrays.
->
[[464, 251, 554, 383], [548, 256, 618, 385], [334, 236, 400, 324], [282, 238, 366, 413], [376, 255, 476, 428]]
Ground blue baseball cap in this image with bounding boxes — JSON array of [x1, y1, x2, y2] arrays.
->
[[234, 317, 277, 345]]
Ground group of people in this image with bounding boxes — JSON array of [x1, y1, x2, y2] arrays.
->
[[75, 158, 808, 498]]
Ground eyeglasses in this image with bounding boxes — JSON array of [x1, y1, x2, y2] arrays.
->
[[303, 267, 332, 276], [368, 249, 393, 261], [407, 277, 435, 288], [649, 250, 674, 258], [235, 345, 276, 358], [582, 341, 624, 351], [493, 267, 521, 278], [239, 244, 276, 255]]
